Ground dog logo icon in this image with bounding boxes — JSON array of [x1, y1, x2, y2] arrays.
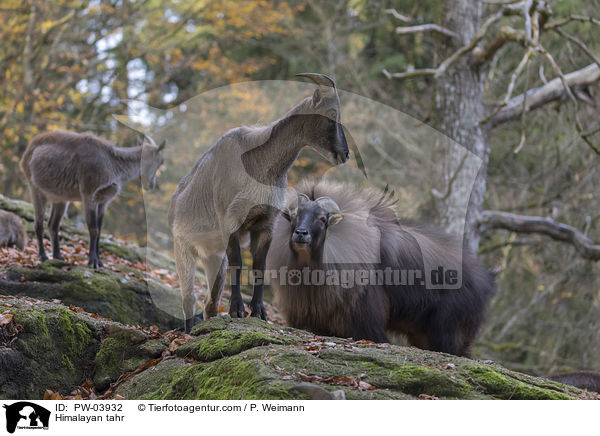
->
[[3, 402, 50, 433]]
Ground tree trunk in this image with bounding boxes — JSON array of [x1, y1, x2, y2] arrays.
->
[[433, 0, 489, 254]]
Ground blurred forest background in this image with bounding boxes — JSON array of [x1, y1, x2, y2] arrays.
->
[[0, 0, 599, 376]]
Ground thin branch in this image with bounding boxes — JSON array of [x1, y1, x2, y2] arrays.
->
[[514, 56, 531, 154], [540, 48, 578, 106], [553, 28, 600, 69], [478, 238, 535, 255], [582, 125, 600, 138], [538, 64, 547, 84], [480, 211, 600, 261], [384, 11, 505, 81], [385, 9, 410, 22], [431, 153, 468, 201], [395, 24, 457, 38], [545, 15, 600, 30], [541, 48, 600, 154], [480, 48, 534, 125], [382, 68, 436, 80], [482, 0, 522, 5]]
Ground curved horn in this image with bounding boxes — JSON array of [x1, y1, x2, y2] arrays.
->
[[287, 193, 311, 211], [144, 134, 157, 148], [297, 193, 311, 206], [315, 196, 340, 213], [296, 73, 336, 97]]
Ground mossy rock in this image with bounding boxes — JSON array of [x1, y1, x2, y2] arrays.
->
[[1, 262, 181, 330], [93, 329, 169, 391], [114, 358, 193, 399], [0, 297, 101, 399], [112, 315, 598, 400], [0, 296, 173, 399], [177, 317, 298, 362], [1, 294, 598, 400]]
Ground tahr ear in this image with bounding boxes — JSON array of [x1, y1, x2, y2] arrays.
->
[[282, 208, 292, 221], [327, 212, 343, 227], [312, 88, 322, 107]]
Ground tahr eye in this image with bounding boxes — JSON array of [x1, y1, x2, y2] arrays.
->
[[327, 109, 337, 120], [319, 216, 327, 224]]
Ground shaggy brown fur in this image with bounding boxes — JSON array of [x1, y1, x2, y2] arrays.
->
[[266, 180, 496, 356], [0, 210, 27, 250], [546, 371, 600, 393]]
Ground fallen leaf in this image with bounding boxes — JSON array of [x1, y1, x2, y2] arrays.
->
[[0, 312, 13, 326], [43, 390, 62, 400]]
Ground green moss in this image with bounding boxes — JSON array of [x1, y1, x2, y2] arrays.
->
[[73, 322, 91, 354], [387, 365, 473, 398], [13, 311, 52, 357], [190, 316, 230, 335], [115, 359, 192, 399], [29, 311, 50, 338], [176, 328, 293, 361], [62, 354, 74, 372], [92, 329, 168, 391], [57, 310, 90, 358], [3, 299, 100, 399], [94, 337, 124, 380], [464, 365, 574, 400], [149, 355, 303, 400]]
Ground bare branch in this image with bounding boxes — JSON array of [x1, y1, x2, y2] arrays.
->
[[541, 48, 600, 154], [434, 11, 505, 78], [582, 125, 600, 138], [539, 48, 578, 106], [480, 211, 600, 261], [480, 48, 534, 125], [382, 68, 436, 80], [489, 63, 600, 126], [385, 9, 410, 22], [431, 153, 468, 200], [482, 0, 521, 5], [514, 56, 531, 154], [395, 24, 457, 38], [545, 15, 600, 30], [553, 28, 600, 69], [538, 64, 547, 84], [473, 26, 527, 64], [384, 11, 505, 81]]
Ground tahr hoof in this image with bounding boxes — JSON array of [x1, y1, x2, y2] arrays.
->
[[204, 304, 218, 319], [250, 301, 267, 321], [54, 254, 64, 261], [183, 313, 206, 333], [229, 297, 247, 318]]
